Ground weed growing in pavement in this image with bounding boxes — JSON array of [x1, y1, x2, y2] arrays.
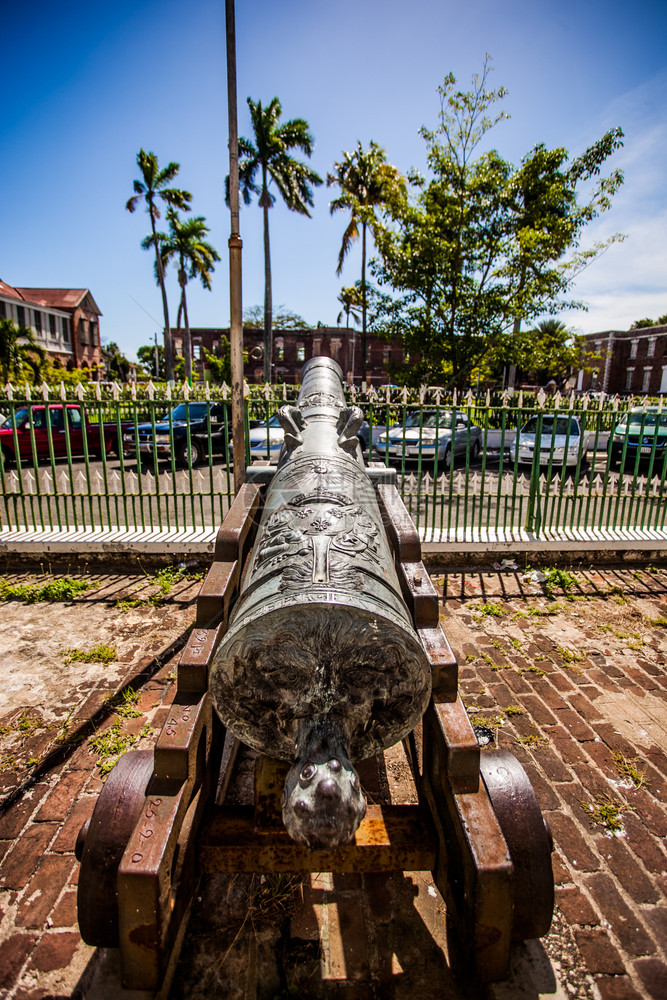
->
[[89, 719, 139, 777], [469, 713, 504, 728], [61, 643, 117, 665], [612, 751, 646, 789], [109, 687, 141, 719], [542, 567, 576, 596], [521, 665, 547, 677], [0, 754, 17, 772], [503, 704, 525, 717], [116, 566, 203, 610], [645, 614, 667, 628], [514, 733, 549, 749], [0, 709, 45, 736], [509, 637, 523, 650], [580, 794, 629, 835], [0, 576, 92, 603], [556, 647, 585, 672], [523, 603, 564, 617], [473, 602, 507, 622]]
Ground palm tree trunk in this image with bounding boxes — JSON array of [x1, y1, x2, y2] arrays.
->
[[263, 201, 272, 384], [361, 222, 367, 386], [182, 288, 192, 383], [151, 212, 173, 383]]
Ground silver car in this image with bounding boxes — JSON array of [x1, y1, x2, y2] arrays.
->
[[516, 415, 587, 467], [374, 410, 482, 469]]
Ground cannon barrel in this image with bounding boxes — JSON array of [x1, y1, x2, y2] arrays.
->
[[210, 357, 431, 848]]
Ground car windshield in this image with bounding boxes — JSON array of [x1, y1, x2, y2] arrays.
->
[[2, 407, 29, 429], [168, 403, 210, 421], [522, 417, 579, 436], [404, 411, 454, 429], [622, 412, 667, 428]]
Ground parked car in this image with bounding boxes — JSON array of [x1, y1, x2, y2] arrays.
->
[[515, 415, 588, 467], [123, 402, 230, 468], [0, 404, 130, 466], [609, 407, 667, 466], [229, 412, 285, 464], [374, 410, 482, 469]]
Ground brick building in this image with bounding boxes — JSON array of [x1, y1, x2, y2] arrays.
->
[[577, 326, 667, 395], [0, 280, 103, 373], [172, 325, 407, 385]]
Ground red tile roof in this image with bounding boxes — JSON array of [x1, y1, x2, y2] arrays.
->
[[0, 280, 25, 301], [16, 288, 89, 309]]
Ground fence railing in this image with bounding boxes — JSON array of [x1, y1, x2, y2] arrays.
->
[[0, 381, 665, 542]]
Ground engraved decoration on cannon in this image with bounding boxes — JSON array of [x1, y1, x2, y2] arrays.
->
[[209, 356, 432, 849]]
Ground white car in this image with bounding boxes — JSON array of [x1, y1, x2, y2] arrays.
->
[[243, 412, 285, 464], [516, 415, 587, 467]]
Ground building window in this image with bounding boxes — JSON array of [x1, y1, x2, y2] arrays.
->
[[296, 342, 305, 362], [630, 339, 638, 359], [49, 314, 56, 338], [275, 337, 284, 361], [642, 368, 652, 393], [383, 345, 391, 364], [33, 310, 41, 334], [330, 338, 341, 361], [647, 337, 656, 358], [62, 317, 70, 342], [0, 301, 5, 319], [625, 368, 634, 392], [90, 321, 98, 346], [80, 319, 88, 345], [17, 306, 25, 327], [193, 344, 201, 359]]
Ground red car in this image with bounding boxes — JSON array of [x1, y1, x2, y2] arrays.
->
[[0, 404, 128, 465]]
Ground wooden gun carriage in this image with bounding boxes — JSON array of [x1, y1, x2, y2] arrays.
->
[[75, 359, 553, 991]]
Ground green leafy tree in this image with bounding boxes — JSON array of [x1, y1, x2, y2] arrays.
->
[[328, 142, 406, 379], [229, 97, 323, 381], [101, 341, 132, 382], [137, 343, 164, 379], [514, 318, 585, 387], [243, 305, 309, 330], [374, 59, 624, 388], [0, 318, 46, 383], [126, 149, 192, 382], [152, 209, 219, 381], [630, 317, 656, 329]]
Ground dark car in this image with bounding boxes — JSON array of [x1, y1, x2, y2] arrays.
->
[[123, 402, 230, 468], [609, 407, 667, 467]]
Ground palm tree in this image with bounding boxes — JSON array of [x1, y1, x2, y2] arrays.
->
[[0, 319, 46, 383], [337, 285, 362, 380], [126, 149, 191, 382], [151, 210, 220, 381], [328, 142, 405, 382], [231, 97, 323, 382]]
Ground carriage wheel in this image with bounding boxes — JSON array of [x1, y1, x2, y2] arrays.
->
[[76, 750, 154, 947], [479, 750, 554, 941]]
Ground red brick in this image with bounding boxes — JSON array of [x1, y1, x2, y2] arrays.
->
[[574, 928, 625, 975], [34, 769, 89, 822], [551, 851, 572, 886], [517, 693, 559, 727], [502, 669, 532, 694], [548, 673, 577, 693], [50, 795, 96, 853], [584, 740, 618, 777], [591, 724, 637, 758], [16, 854, 75, 929], [572, 764, 620, 801], [633, 957, 667, 1000], [51, 888, 78, 928], [567, 692, 604, 722], [626, 786, 667, 838], [560, 782, 609, 829], [551, 730, 589, 764], [0, 823, 57, 889], [537, 748, 574, 784], [643, 907, 667, 950], [595, 836, 659, 904], [594, 976, 645, 1000], [646, 745, 667, 778], [0, 932, 38, 990], [584, 873, 656, 956], [552, 709, 597, 742], [621, 813, 667, 874], [0, 795, 37, 839], [555, 885, 599, 926], [548, 814, 600, 872], [27, 931, 80, 974]]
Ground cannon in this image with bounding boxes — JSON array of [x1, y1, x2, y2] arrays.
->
[[75, 357, 554, 991]]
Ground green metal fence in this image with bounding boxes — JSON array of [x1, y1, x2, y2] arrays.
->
[[0, 381, 665, 541]]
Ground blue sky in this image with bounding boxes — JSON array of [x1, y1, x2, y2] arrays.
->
[[2, 0, 666, 363]]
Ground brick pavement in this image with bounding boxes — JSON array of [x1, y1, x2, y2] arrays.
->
[[0, 565, 665, 998]]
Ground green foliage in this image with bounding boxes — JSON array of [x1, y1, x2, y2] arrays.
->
[[612, 751, 646, 789], [373, 57, 624, 387], [473, 601, 507, 620], [0, 318, 47, 384], [0, 576, 92, 603], [580, 794, 627, 834], [61, 643, 117, 665], [89, 718, 141, 777], [243, 305, 309, 330], [102, 341, 133, 382], [109, 687, 142, 719], [542, 567, 576, 595]]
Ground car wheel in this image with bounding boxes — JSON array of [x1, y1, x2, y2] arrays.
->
[[470, 440, 480, 462], [176, 439, 204, 468], [442, 446, 451, 472], [0, 446, 13, 469]]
